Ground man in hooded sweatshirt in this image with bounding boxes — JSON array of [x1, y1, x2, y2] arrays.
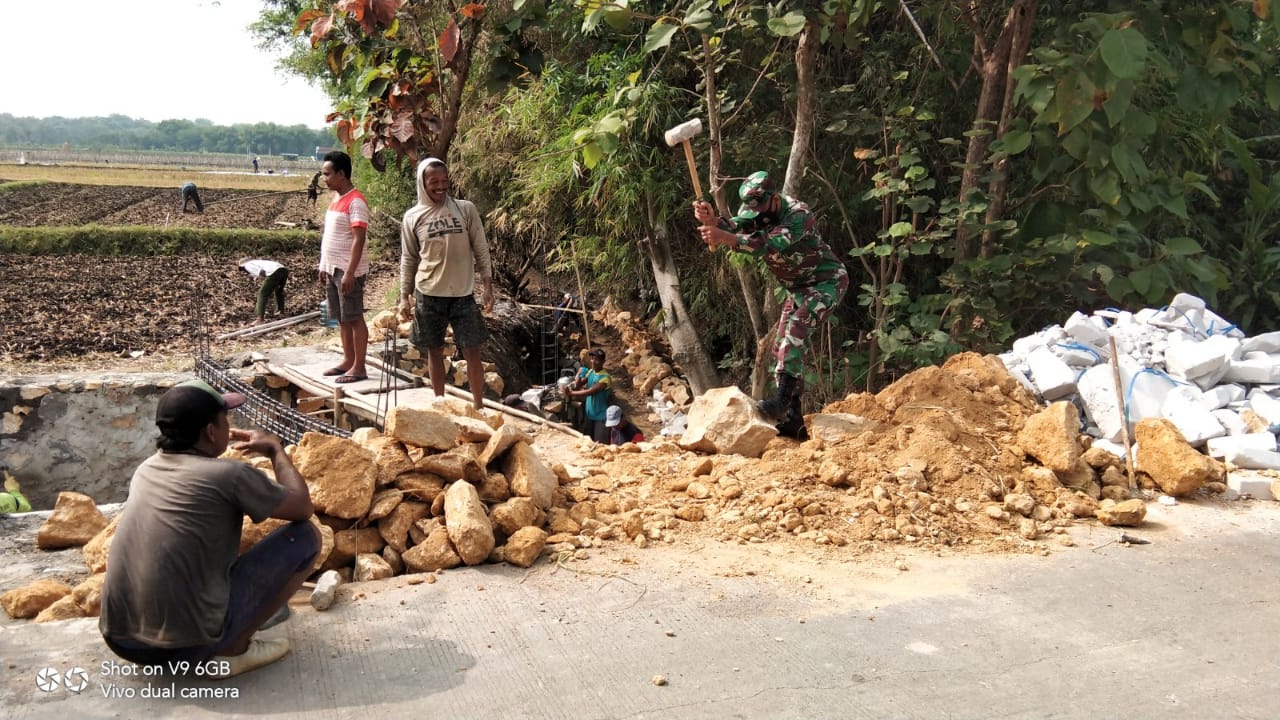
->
[[398, 157, 495, 410]]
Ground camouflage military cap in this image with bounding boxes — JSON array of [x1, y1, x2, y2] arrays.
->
[[736, 171, 776, 219]]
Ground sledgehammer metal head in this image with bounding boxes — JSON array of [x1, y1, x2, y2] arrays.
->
[[664, 118, 705, 200], [664, 118, 703, 147]]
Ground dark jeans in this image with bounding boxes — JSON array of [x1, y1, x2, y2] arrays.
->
[[255, 267, 289, 317], [180, 187, 204, 213]]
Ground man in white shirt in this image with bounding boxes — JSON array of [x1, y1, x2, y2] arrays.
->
[[317, 151, 370, 384], [239, 258, 289, 325]]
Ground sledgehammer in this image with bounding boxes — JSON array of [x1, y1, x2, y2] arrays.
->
[[664, 118, 704, 200]]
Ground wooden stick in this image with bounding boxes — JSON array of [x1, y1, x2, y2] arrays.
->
[[682, 141, 703, 199], [1108, 335, 1137, 490], [217, 311, 320, 340], [516, 302, 586, 314]]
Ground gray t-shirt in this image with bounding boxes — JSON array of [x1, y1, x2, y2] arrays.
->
[[100, 451, 285, 648]]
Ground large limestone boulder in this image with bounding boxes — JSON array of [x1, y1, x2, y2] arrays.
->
[[354, 553, 395, 582], [805, 413, 886, 446], [1096, 498, 1147, 526], [1018, 401, 1083, 473], [311, 520, 335, 573], [366, 488, 404, 521], [35, 595, 86, 623], [491, 497, 544, 536], [352, 428, 416, 487], [83, 514, 121, 573], [36, 492, 110, 549], [386, 406, 458, 451], [417, 445, 485, 484], [678, 386, 777, 458], [504, 527, 549, 568], [453, 415, 495, 444], [396, 471, 447, 503], [479, 423, 533, 467], [502, 441, 557, 510], [1135, 419, 1225, 496], [324, 528, 386, 571], [1, 578, 73, 619], [239, 518, 289, 554], [378, 501, 430, 553], [71, 573, 105, 616], [293, 432, 378, 519], [402, 527, 463, 572], [444, 481, 496, 565]]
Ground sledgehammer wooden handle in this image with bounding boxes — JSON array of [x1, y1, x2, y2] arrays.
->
[[682, 141, 703, 200]]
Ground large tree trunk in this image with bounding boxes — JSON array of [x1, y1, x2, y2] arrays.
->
[[954, 1, 1031, 261], [643, 191, 720, 395], [981, 1, 1038, 259], [702, 35, 768, 347]]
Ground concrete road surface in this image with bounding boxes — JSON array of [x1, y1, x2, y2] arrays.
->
[[2, 501, 1278, 720]]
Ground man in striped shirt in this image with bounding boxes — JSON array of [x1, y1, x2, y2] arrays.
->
[[317, 151, 370, 384]]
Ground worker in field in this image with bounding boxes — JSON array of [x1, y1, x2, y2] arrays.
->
[[179, 181, 204, 213], [239, 258, 289, 325], [307, 171, 322, 207], [99, 379, 319, 679]]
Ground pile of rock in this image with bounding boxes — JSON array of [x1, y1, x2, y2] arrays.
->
[[592, 298, 694, 416], [0, 491, 109, 622], [366, 310, 506, 397], [1001, 293, 1280, 499]]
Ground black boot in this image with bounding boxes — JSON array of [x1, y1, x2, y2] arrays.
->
[[775, 393, 808, 440], [757, 373, 798, 421]]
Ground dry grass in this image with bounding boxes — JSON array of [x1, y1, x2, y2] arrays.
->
[[0, 163, 311, 191]]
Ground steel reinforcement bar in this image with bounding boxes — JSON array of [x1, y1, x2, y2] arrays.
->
[[196, 354, 350, 445]]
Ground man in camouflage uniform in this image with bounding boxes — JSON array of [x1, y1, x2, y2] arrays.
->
[[694, 171, 848, 433]]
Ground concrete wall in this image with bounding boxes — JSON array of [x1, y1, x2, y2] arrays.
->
[[0, 373, 189, 509]]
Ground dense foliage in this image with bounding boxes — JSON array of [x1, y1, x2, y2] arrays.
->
[[255, 0, 1280, 397]]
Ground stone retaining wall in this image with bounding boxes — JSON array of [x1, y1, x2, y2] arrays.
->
[[0, 374, 190, 509]]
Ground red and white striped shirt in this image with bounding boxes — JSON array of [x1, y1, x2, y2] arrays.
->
[[319, 189, 370, 277]]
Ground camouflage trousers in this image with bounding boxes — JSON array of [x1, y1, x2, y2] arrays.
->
[[773, 269, 849, 378]]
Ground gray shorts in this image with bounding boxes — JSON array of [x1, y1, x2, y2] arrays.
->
[[325, 269, 366, 322], [411, 292, 489, 349]]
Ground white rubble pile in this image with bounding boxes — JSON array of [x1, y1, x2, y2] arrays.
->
[[1000, 292, 1280, 496]]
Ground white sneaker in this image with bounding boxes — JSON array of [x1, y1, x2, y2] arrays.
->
[[210, 638, 290, 680]]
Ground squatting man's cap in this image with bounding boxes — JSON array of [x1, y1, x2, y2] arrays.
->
[[155, 379, 247, 439], [605, 405, 622, 427], [736, 171, 776, 220]]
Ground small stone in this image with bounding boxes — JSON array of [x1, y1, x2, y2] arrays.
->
[[310, 570, 342, 611], [652, 674, 668, 686]]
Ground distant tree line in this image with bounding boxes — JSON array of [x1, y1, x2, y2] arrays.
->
[[0, 114, 336, 156]]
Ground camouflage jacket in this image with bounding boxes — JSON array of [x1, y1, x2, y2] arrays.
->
[[718, 196, 845, 289]]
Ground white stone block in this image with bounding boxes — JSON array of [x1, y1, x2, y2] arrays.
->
[[1248, 390, 1280, 426], [1241, 331, 1280, 354], [1206, 432, 1277, 458], [1027, 347, 1077, 400], [1201, 309, 1244, 339], [1064, 311, 1109, 348], [1223, 356, 1280, 385], [1056, 344, 1102, 367], [1134, 307, 1162, 325], [1126, 368, 1179, 424], [1202, 384, 1245, 411], [1211, 409, 1249, 436], [1160, 386, 1225, 447], [1164, 334, 1239, 381], [1078, 363, 1136, 442], [1011, 334, 1047, 358], [1227, 470, 1278, 498], [1088, 438, 1128, 459], [1192, 364, 1232, 391]]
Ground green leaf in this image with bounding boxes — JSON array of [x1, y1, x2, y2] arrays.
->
[[1163, 236, 1202, 256], [684, 6, 713, 31], [1163, 193, 1188, 219], [1062, 128, 1091, 160], [1100, 28, 1148, 79], [888, 221, 912, 238], [873, 244, 895, 256], [1267, 77, 1280, 111], [1103, 80, 1134, 127], [1082, 230, 1116, 247], [1088, 169, 1121, 206], [1130, 266, 1152, 296], [1106, 274, 1133, 300], [642, 21, 678, 54], [581, 141, 602, 169], [1000, 129, 1032, 155], [603, 5, 633, 31], [903, 196, 934, 213], [909, 242, 934, 255], [766, 11, 807, 37]]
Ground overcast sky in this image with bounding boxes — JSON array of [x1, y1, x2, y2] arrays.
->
[[4, 0, 334, 128]]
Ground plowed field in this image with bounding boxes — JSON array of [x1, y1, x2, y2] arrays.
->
[[0, 182, 317, 229], [0, 181, 395, 366]]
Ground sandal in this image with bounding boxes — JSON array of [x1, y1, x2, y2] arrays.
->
[[322, 367, 348, 377], [334, 374, 367, 384]]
